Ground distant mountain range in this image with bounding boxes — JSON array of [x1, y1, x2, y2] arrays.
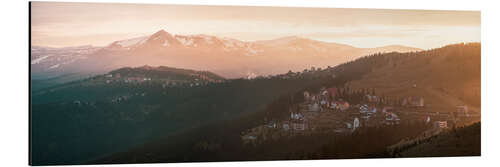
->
[[31, 29, 421, 80]]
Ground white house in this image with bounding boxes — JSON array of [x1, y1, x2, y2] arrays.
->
[[290, 112, 304, 120], [330, 102, 338, 109], [434, 121, 448, 129], [346, 123, 352, 129], [360, 104, 375, 114], [353, 117, 360, 131], [321, 90, 329, 96]]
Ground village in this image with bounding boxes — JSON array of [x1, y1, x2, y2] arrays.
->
[[59, 68, 479, 145], [241, 86, 479, 145], [100, 72, 226, 88]]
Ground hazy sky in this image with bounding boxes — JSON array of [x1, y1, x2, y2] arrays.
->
[[31, 2, 480, 49]]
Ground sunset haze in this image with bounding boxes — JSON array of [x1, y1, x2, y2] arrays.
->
[[31, 2, 480, 49]]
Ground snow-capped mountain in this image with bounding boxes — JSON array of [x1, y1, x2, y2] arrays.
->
[[105, 30, 262, 55], [31, 29, 422, 80], [31, 45, 102, 79]]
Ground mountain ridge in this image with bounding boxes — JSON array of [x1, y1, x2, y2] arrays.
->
[[106, 30, 421, 51], [31, 29, 423, 80]]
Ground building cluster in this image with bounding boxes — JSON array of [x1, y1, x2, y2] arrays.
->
[[69, 100, 96, 107], [102, 72, 225, 88], [239, 85, 472, 145], [104, 73, 152, 84], [110, 95, 132, 103], [302, 87, 403, 126], [110, 92, 148, 103], [401, 96, 425, 107], [303, 87, 351, 112], [247, 66, 338, 81], [241, 86, 402, 143]]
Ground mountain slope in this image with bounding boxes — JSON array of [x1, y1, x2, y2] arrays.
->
[[31, 45, 102, 78], [394, 123, 480, 157], [347, 43, 480, 113]]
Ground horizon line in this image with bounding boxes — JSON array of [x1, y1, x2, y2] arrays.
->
[[31, 29, 437, 49]]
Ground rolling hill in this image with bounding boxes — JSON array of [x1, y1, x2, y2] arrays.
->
[[346, 43, 481, 114]]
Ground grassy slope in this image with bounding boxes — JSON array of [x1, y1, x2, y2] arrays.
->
[[398, 123, 481, 157], [347, 43, 481, 113]]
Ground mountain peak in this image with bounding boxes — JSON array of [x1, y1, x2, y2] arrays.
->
[[151, 29, 171, 37], [143, 29, 179, 46], [155, 29, 167, 33]]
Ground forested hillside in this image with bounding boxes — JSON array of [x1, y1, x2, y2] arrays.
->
[[92, 43, 481, 164], [31, 66, 349, 165], [348, 43, 480, 111], [30, 43, 480, 165]]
